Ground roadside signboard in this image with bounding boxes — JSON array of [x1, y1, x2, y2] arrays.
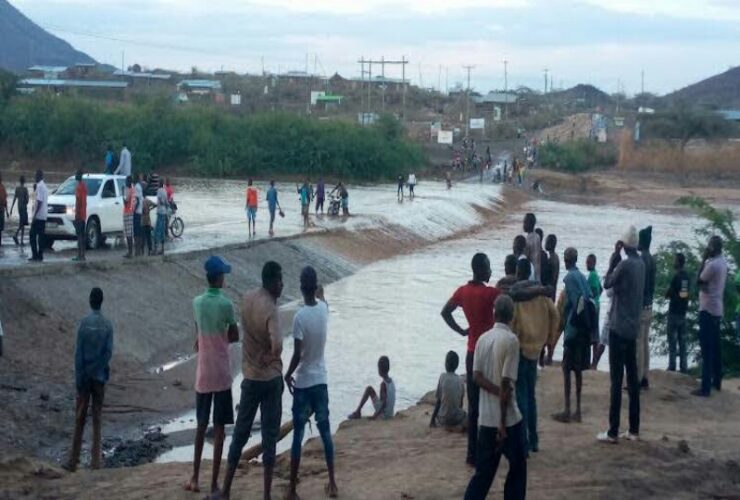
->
[[438, 130, 454, 144], [470, 118, 485, 130]]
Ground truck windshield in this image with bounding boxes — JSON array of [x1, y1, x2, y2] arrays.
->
[[54, 177, 103, 196]]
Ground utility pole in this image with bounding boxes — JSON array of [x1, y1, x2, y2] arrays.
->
[[121, 51, 125, 74], [358, 56, 408, 121], [503, 59, 508, 120], [402, 55, 407, 120], [543, 68, 549, 94], [641, 69, 645, 95], [445, 66, 449, 94], [463, 65, 475, 138], [381, 55, 386, 112]]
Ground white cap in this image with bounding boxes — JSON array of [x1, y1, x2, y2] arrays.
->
[[621, 225, 638, 248]]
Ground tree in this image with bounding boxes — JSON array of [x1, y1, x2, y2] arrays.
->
[[641, 103, 733, 152], [0, 69, 17, 105]]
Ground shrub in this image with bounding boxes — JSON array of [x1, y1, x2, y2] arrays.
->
[[0, 94, 424, 181], [538, 139, 617, 173]]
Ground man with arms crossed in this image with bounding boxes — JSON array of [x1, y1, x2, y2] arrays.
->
[[214, 261, 284, 500], [464, 295, 527, 500]]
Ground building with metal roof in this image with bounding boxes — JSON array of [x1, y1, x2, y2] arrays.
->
[[717, 109, 740, 122], [114, 70, 172, 81], [19, 78, 128, 89], [177, 79, 223, 90]]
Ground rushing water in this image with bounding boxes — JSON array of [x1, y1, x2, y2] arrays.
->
[[0, 178, 501, 267], [156, 193, 707, 462]]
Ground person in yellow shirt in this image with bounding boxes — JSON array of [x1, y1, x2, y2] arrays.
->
[[510, 258, 559, 454]]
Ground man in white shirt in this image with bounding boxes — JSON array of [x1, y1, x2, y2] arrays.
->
[[407, 173, 417, 199], [114, 145, 132, 177], [464, 295, 527, 500], [284, 266, 338, 500], [29, 169, 48, 262]]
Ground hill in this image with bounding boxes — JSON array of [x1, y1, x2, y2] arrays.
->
[[0, 0, 96, 72], [550, 83, 613, 108], [665, 66, 740, 108]]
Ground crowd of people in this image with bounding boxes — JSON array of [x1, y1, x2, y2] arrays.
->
[[61, 205, 734, 499], [245, 178, 351, 237]]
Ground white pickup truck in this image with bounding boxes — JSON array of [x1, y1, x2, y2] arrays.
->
[[46, 174, 156, 249]]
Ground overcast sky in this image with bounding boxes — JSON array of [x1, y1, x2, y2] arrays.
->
[[13, 0, 740, 95]]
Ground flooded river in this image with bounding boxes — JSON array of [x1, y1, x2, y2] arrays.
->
[[156, 193, 705, 462]]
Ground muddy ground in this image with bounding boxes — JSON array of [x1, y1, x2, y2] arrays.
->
[[2, 368, 739, 499]]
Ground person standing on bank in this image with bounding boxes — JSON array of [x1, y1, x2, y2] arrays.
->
[[637, 226, 656, 390], [692, 236, 728, 397], [73, 170, 87, 262], [665, 253, 690, 374], [185, 256, 239, 495], [29, 170, 48, 262], [598, 227, 644, 444], [441, 253, 501, 466], [464, 295, 527, 500], [216, 261, 284, 500], [66, 288, 113, 471], [284, 267, 339, 499]]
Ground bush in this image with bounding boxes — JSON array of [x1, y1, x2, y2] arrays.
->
[[652, 197, 739, 375], [538, 139, 617, 173], [0, 95, 424, 181]]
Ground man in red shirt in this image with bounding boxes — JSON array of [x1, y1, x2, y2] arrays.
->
[[441, 253, 500, 466], [73, 170, 87, 262]]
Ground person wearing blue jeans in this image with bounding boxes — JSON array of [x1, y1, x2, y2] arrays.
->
[[693, 236, 727, 397], [284, 266, 338, 499], [215, 262, 284, 500]]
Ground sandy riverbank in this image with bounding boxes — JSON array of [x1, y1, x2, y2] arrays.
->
[[3, 368, 739, 499]]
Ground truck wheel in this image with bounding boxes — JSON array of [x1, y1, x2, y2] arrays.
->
[[86, 217, 102, 250], [43, 237, 55, 250]]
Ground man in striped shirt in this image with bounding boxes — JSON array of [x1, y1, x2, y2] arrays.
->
[[185, 256, 239, 495]]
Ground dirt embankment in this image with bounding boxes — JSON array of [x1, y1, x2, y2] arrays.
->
[[530, 167, 740, 210], [0, 237, 358, 464], [3, 368, 739, 499]]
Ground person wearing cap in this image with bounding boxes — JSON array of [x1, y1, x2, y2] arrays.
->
[[598, 226, 645, 444], [284, 266, 338, 499], [552, 247, 591, 425], [218, 261, 284, 500], [637, 226, 656, 389], [186, 256, 239, 495], [693, 235, 728, 397], [66, 287, 113, 472]]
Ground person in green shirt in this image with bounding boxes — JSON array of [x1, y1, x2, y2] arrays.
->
[[587, 254, 604, 369]]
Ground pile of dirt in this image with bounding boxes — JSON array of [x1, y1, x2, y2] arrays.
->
[[536, 113, 594, 144]]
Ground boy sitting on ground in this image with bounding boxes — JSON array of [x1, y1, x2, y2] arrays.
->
[[430, 351, 467, 430], [348, 356, 396, 420]]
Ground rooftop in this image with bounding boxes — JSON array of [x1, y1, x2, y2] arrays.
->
[[19, 78, 128, 89], [28, 65, 68, 73], [114, 70, 172, 80], [717, 109, 740, 121], [177, 79, 223, 90], [473, 91, 518, 104]]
